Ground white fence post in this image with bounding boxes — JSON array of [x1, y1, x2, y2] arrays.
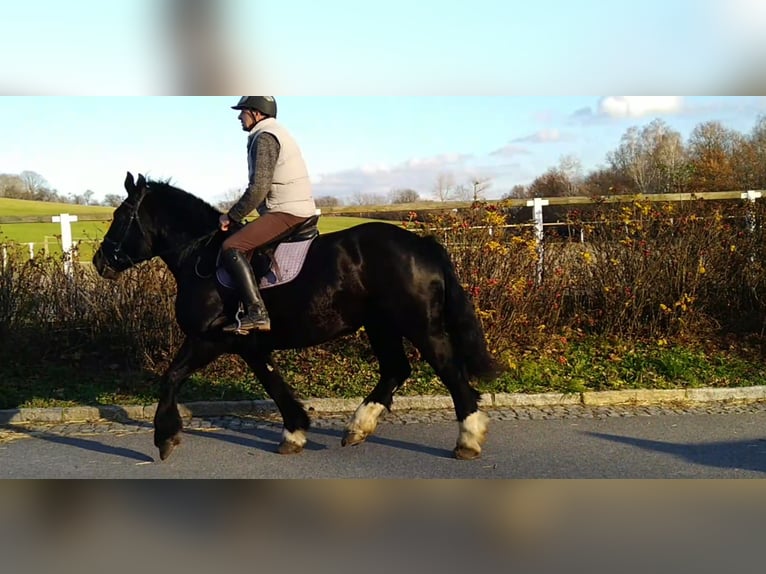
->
[[1, 245, 6, 271], [52, 213, 79, 277], [28, 243, 35, 260], [742, 190, 763, 233], [527, 197, 550, 284], [742, 191, 763, 263]]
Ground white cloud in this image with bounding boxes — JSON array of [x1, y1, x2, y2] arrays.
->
[[490, 144, 531, 158], [512, 129, 570, 143], [360, 162, 391, 174], [312, 151, 519, 200], [598, 96, 684, 118], [312, 153, 468, 198], [406, 153, 472, 169]]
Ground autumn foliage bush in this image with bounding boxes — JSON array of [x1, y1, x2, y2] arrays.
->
[[410, 197, 766, 355]]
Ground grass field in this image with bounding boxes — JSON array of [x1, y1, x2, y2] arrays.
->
[[0, 198, 112, 255], [0, 197, 114, 218], [0, 197, 391, 255]]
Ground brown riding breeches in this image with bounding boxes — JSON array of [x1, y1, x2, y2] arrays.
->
[[222, 212, 310, 254]]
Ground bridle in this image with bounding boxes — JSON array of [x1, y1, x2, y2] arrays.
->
[[99, 186, 151, 270], [99, 183, 219, 272]]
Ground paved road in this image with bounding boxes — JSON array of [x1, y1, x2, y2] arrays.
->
[[1, 403, 765, 478]]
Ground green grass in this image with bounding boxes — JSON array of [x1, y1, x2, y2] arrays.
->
[[3, 338, 765, 410], [0, 198, 114, 256], [482, 340, 766, 397], [0, 222, 110, 247], [318, 216, 394, 233]]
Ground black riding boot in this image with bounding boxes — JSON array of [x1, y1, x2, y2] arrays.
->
[[221, 249, 271, 334]]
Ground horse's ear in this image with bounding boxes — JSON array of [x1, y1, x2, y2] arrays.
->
[[125, 172, 136, 195], [136, 174, 147, 192]]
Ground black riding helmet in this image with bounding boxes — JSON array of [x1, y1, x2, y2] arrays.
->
[[232, 96, 278, 118]]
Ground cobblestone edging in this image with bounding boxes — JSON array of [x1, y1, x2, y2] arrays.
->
[[2, 386, 766, 426]]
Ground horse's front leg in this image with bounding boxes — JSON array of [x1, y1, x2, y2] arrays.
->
[[154, 336, 222, 461], [240, 348, 310, 455]]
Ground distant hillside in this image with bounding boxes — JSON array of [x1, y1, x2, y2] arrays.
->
[[0, 198, 114, 219]]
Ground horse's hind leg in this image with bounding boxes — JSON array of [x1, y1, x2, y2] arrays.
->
[[343, 319, 411, 447], [154, 337, 222, 461], [411, 332, 487, 460], [240, 348, 311, 455]]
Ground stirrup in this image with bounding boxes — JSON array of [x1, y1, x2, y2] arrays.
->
[[232, 308, 250, 336], [224, 304, 271, 335], [223, 304, 249, 336]]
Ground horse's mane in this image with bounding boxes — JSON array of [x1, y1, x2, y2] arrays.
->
[[147, 178, 222, 224], [146, 178, 223, 260]]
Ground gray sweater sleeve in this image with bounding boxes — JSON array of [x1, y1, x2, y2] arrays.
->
[[228, 133, 281, 223]]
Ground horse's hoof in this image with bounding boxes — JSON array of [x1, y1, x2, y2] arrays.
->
[[453, 446, 482, 461], [342, 431, 368, 448], [278, 441, 304, 455], [157, 435, 182, 461]]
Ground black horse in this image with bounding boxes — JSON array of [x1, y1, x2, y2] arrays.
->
[[93, 173, 498, 461]]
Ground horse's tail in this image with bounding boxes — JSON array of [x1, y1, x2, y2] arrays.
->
[[428, 237, 502, 382]]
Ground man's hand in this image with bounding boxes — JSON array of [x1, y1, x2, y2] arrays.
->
[[219, 214, 231, 232]]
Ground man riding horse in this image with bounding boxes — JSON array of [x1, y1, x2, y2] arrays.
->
[[219, 97, 317, 334]]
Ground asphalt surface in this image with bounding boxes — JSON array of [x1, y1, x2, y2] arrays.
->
[[2, 402, 765, 478]]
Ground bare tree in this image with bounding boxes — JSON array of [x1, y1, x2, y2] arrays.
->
[[451, 184, 471, 201], [0, 171, 64, 201], [502, 184, 529, 200], [527, 156, 583, 198], [216, 187, 244, 211], [0, 174, 25, 199], [351, 191, 388, 207], [608, 126, 652, 194], [528, 168, 571, 198], [103, 194, 124, 207], [20, 170, 55, 201], [650, 125, 688, 193], [315, 195, 343, 208], [557, 155, 583, 195], [432, 172, 456, 202], [389, 188, 420, 204], [608, 119, 688, 195]]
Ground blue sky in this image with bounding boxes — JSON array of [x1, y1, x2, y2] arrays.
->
[[1, 97, 764, 205]]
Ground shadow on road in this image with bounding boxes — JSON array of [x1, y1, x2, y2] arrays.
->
[[185, 423, 454, 459], [183, 425, 327, 454], [588, 432, 766, 474], [2, 426, 154, 463]]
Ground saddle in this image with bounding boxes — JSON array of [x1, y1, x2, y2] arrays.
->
[[216, 215, 320, 291]]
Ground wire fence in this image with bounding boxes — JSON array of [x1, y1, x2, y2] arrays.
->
[[1, 190, 764, 277]]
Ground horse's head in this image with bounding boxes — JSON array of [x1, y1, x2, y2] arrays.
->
[[93, 172, 157, 280]]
